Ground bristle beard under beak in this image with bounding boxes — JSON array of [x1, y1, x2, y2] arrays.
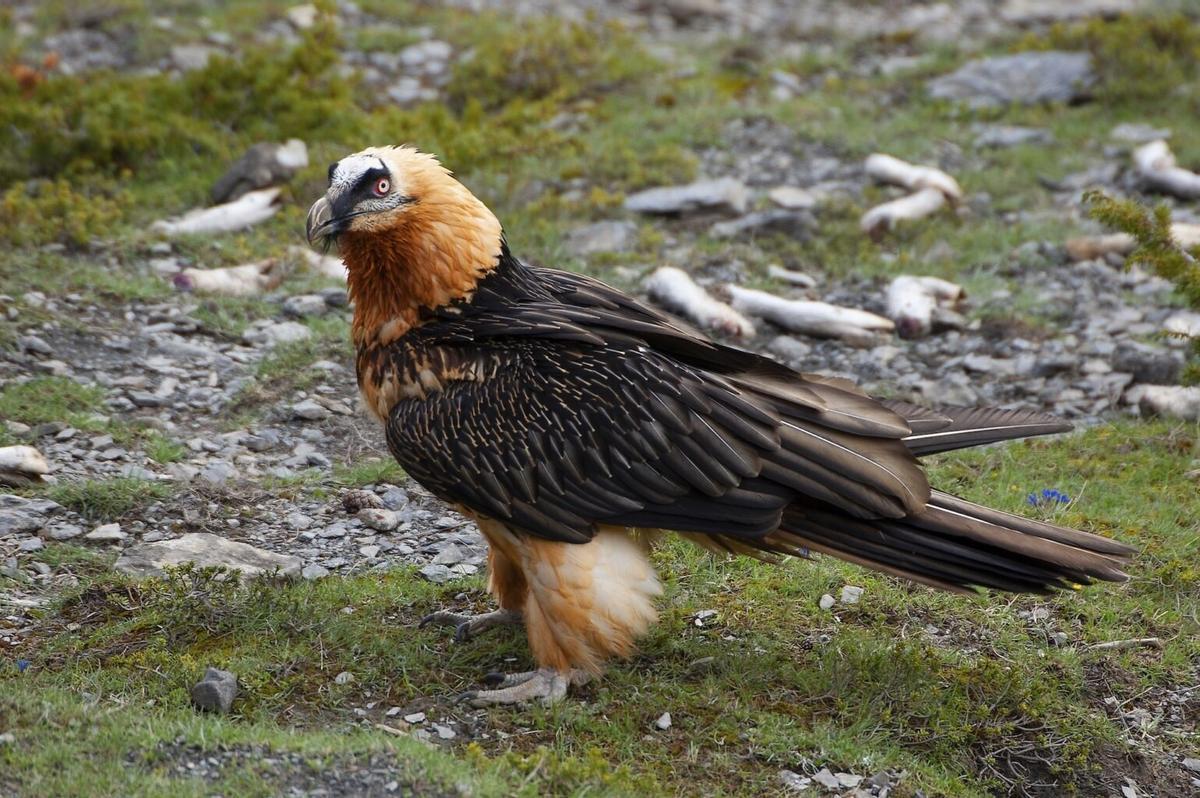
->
[[305, 196, 336, 249]]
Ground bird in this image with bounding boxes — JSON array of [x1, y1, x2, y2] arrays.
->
[[306, 146, 1134, 706]]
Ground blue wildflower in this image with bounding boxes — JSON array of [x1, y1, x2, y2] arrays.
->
[[1027, 488, 1071, 507], [16, 659, 30, 673]]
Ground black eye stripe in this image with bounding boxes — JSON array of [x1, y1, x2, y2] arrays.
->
[[351, 167, 391, 198]]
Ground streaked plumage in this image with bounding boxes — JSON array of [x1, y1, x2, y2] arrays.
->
[[307, 146, 1133, 704]]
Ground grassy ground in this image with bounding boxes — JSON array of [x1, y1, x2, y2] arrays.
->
[[3, 2, 1199, 796], [4, 422, 1199, 796]]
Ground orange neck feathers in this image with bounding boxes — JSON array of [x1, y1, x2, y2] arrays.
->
[[338, 155, 503, 349]]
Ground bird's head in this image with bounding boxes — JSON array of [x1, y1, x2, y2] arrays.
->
[[306, 146, 503, 346]]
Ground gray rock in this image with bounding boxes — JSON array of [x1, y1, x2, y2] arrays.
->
[[566, 221, 638, 256], [928, 51, 1094, 108], [358, 508, 398, 532], [85, 523, 126, 542], [1112, 341, 1182, 385], [812, 768, 841, 789], [767, 336, 811, 365], [282, 294, 329, 318], [190, 667, 238, 714], [654, 711, 672, 730], [625, 177, 747, 215], [199, 461, 237, 486], [302, 563, 330, 580], [18, 537, 44, 552], [380, 487, 409, 510], [1110, 122, 1171, 144], [432, 544, 466, 565], [48, 524, 83, 541], [818, 594, 836, 610], [115, 533, 302, 579], [840, 585, 864, 604], [286, 512, 314, 530], [973, 124, 1053, 149], [0, 510, 42, 538], [767, 186, 817, 210], [1183, 757, 1200, 773], [291, 399, 331, 421], [18, 335, 52, 356], [419, 563, 454, 584], [171, 44, 219, 72], [709, 209, 812, 240], [244, 321, 311, 347], [387, 77, 434, 106]]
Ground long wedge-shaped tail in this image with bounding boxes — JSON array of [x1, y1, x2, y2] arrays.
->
[[766, 489, 1132, 593], [885, 401, 1075, 457]]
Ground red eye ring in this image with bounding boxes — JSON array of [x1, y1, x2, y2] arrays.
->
[[373, 177, 390, 196]]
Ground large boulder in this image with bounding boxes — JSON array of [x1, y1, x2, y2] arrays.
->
[[928, 52, 1094, 108], [115, 533, 302, 579]]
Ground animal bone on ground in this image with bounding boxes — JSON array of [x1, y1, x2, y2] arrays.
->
[[1065, 222, 1200, 261], [643, 267, 756, 338], [152, 187, 282, 235], [886, 275, 965, 339], [860, 154, 962, 238], [1133, 139, 1200, 199], [726, 285, 893, 345], [173, 259, 286, 297], [0, 445, 50, 487]]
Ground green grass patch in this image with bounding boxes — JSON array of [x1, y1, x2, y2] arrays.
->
[[45, 477, 175, 524], [333, 458, 405, 487], [10, 422, 1198, 796], [0, 376, 106, 428]]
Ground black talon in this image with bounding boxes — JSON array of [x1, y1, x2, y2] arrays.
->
[[482, 671, 507, 687], [454, 691, 478, 704], [453, 622, 472, 643]]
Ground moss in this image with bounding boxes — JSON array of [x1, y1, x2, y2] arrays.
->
[[1016, 12, 1200, 105]]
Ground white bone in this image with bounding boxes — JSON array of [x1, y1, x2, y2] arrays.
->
[[1065, 223, 1200, 261], [860, 186, 947, 236], [886, 275, 964, 339], [174, 259, 285, 297], [1133, 140, 1200, 199], [864, 153, 963, 201], [726, 285, 893, 344], [153, 187, 282, 235], [0, 445, 50, 486], [643, 267, 755, 338], [288, 245, 348, 281]]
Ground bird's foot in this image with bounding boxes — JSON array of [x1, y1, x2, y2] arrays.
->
[[419, 608, 522, 643], [456, 668, 591, 707]]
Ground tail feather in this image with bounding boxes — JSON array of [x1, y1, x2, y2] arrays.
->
[[884, 403, 1074, 456], [769, 491, 1132, 594]]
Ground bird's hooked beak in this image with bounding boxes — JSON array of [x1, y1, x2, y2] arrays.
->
[[305, 195, 338, 248]]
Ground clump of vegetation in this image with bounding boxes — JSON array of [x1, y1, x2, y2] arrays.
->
[[0, 5, 351, 185], [46, 477, 174, 523], [1086, 191, 1200, 381], [1018, 12, 1200, 104], [0, 178, 126, 247], [0, 376, 105, 427], [448, 18, 653, 110]]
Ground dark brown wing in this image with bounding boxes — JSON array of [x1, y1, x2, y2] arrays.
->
[[381, 261, 1131, 591], [384, 303, 927, 544]]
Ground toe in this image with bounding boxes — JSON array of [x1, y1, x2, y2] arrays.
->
[[453, 621, 472, 643]]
